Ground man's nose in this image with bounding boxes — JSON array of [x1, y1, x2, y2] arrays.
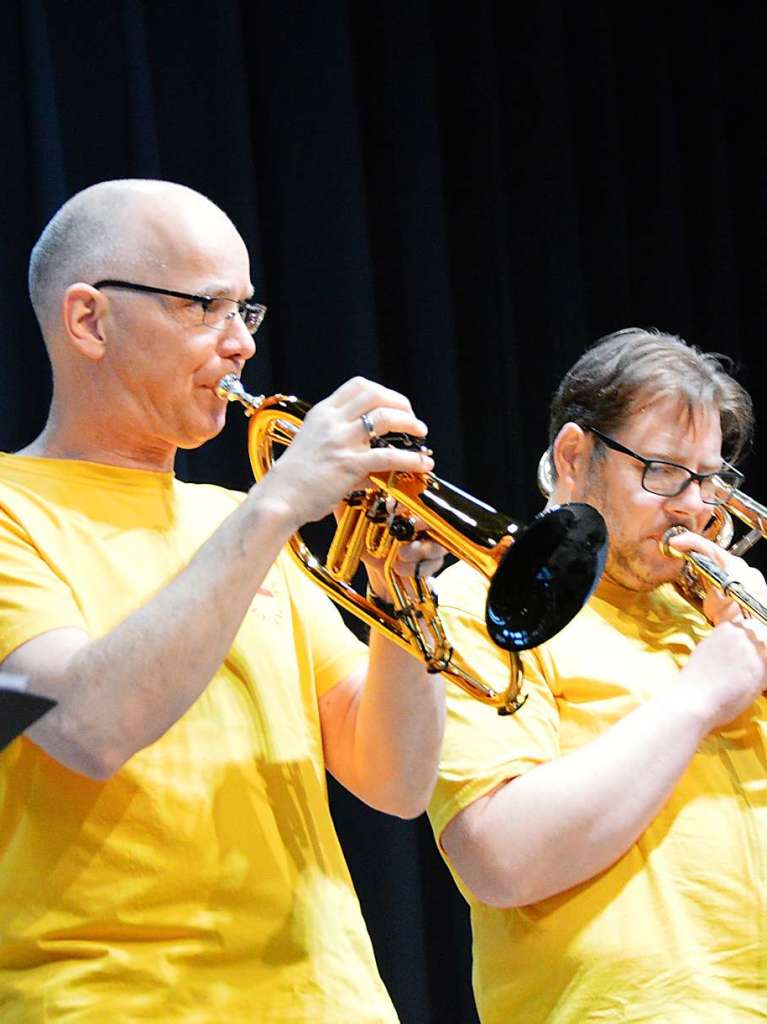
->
[[665, 478, 710, 525], [219, 316, 257, 363]]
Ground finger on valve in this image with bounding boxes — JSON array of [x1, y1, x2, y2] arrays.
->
[[392, 537, 447, 580], [364, 417, 432, 454]]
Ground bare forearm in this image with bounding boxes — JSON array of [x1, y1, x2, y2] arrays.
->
[[25, 489, 295, 775], [324, 630, 445, 818], [446, 684, 708, 906]]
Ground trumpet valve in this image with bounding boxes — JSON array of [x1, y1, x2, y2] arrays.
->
[[389, 515, 416, 542]]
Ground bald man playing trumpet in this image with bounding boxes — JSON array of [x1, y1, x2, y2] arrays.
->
[[0, 179, 445, 1023]]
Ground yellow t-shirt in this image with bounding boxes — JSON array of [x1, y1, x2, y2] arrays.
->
[[429, 560, 767, 1024], [0, 454, 397, 1024]]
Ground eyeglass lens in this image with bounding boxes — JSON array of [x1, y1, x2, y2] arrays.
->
[[201, 298, 263, 334], [642, 463, 739, 503]]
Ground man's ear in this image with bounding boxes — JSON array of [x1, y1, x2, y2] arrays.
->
[[551, 422, 592, 501], [61, 284, 109, 362]]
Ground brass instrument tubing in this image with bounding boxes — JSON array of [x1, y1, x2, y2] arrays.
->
[[662, 527, 767, 625]]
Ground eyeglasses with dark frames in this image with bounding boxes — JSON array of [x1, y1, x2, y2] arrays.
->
[[587, 426, 743, 505], [93, 280, 267, 335]]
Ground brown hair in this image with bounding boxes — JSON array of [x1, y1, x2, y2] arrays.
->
[[548, 327, 754, 463]]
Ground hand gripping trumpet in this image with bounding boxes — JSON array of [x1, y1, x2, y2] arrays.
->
[[660, 486, 767, 624], [219, 375, 608, 714]]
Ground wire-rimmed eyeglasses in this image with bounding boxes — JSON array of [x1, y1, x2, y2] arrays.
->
[[587, 426, 743, 505], [93, 279, 267, 335]]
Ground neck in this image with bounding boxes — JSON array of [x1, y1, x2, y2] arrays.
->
[[17, 400, 177, 473]]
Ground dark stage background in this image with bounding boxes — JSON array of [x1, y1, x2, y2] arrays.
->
[[2, 3, 767, 1022]]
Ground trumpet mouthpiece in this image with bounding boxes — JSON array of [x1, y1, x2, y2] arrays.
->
[[215, 375, 265, 413], [216, 374, 244, 401]]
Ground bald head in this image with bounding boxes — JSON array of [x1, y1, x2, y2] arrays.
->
[[28, 179, 238, 336]]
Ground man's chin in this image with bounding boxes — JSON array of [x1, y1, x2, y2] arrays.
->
[[176, 415, 226, 451], [606, 552, 684, 592], [643, 559, 686, 591]]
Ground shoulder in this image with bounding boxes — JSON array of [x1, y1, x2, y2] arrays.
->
[[434, 560, 489, 620]]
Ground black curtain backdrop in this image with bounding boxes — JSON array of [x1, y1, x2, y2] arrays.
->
[[2, 4, 767, 1022]]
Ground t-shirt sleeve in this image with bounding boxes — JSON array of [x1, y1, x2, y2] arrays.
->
[[281, 555, 368, 697], [428, 562, 561, 844], [0, 508, 86, 663]]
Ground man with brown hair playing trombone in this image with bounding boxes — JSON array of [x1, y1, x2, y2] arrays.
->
[[428, 328, 767, 1023], [0, 178, 446, 1023]]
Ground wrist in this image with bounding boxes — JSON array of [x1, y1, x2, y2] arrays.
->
[[242, 479, 302, 548], [366, 584, 399, 619], [663, 672, 717, 739]]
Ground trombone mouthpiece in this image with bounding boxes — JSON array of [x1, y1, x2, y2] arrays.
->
[[660, 525, 687, 558]]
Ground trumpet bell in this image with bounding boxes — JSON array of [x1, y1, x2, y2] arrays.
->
[[487, 503, 607, 650]]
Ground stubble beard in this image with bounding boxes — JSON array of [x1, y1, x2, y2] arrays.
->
[[580, 468, 681, 594]]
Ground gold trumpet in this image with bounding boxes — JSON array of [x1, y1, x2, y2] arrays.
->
[[660, 486, 767, 624], [219, 375, 608, 714]]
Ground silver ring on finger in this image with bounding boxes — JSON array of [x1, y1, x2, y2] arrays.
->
[[360, 412, 378, 446]]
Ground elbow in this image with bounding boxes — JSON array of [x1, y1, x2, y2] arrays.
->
[[389, 777, 438, 819], [74, 746, 125, 780], [443, 822, 532, 908], [59, 711, 129, 779], [393, 781, 436, 819], [457, 857, 569, 909], [390, 798, 429, 821], [473, 881, 528, 910], [370, 792, 430, 820], [458, 866, 529, 909], [53, 739, 126, 780], [358, 768, 437, 820], [31, 739, 124, 780], [364, 779, 435, 820], [35, 715, 129, 780]]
